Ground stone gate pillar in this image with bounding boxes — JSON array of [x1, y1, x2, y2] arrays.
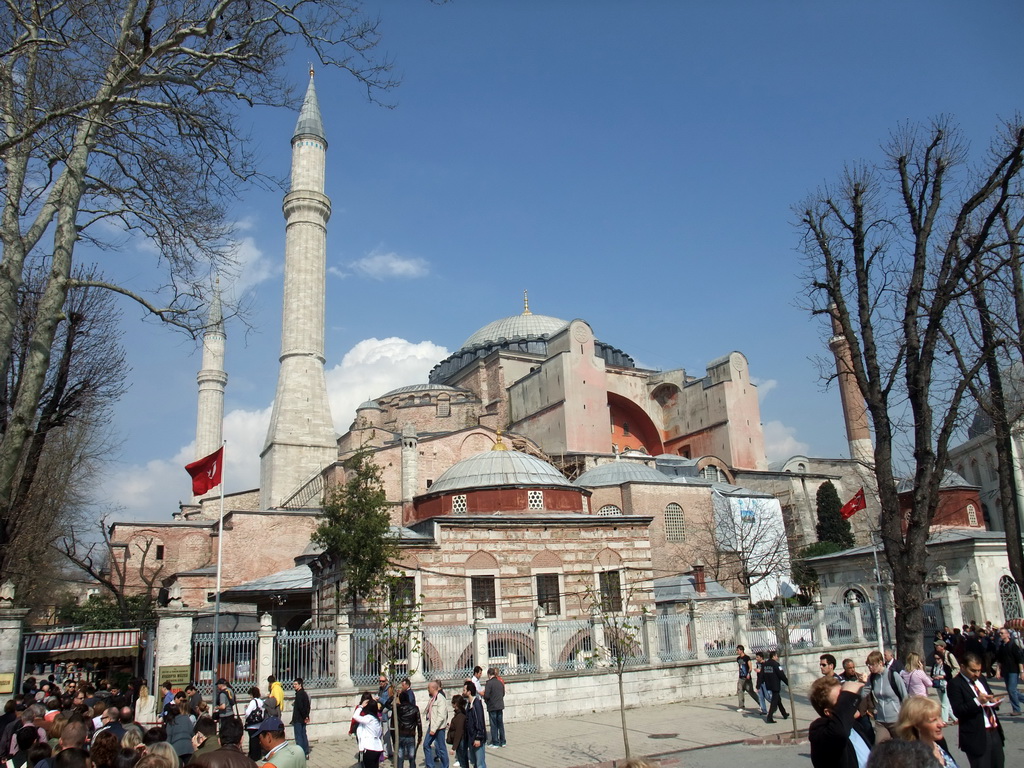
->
[[473, 609, 489, 674], [534, 607, 553, 673], [334, 612, 354, 691], [688, 601, 707, 660], [642, 613, 660, 664], [155, 607, 196, 682], [813, 595, 831, 648], [848, 595, 865, 643], [732, 598, 749, 650], [0, 584, 29, 693], [256, 613, 275, 687]]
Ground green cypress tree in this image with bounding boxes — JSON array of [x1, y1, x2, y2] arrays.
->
[[815, 480, 855, 548]]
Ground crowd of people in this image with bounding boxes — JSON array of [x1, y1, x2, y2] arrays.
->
[[807, 622, 1023, 768], [349, 666, 506, 768]]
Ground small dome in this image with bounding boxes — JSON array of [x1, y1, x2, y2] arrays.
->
[[427, 449, 574, 495], [575, 461, 671, 487], [379, 383, 466, 398], [357, 400, 383, 411], [461, 313, 568, 350]]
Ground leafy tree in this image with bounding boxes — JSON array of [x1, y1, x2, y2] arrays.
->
[[0, 0, 398, 585], [366, 572, 422, 734], [815, 481, 854, 548], [791, 541, 844, 596], [311, 451, 397, 612], [56, 592, 157, 630], [797, 116, 1024, 657]]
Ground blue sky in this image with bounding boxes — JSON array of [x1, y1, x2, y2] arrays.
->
[[102, 1, 1024, 519]]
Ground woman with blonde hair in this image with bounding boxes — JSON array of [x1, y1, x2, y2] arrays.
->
[[895, 695, 958, 767], [135, 684, 157, 725], [144, 741, 180, 768], [899, 652, 934, 697]]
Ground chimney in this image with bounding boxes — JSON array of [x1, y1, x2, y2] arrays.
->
[[693, 563, 706, 595]]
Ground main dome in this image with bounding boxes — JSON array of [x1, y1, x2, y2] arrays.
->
[[427, 449, 575, 495], [460, 312, 568, 351]]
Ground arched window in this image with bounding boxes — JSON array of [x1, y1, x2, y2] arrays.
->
[[597, 505, 622, 517], [664, 503, 685, 542], [436, 394, 451, 417], [843, 588, 868, 605], [700, 466, 724, 482], [966, 504, 978, 527], [999, 575, 1023, 621]]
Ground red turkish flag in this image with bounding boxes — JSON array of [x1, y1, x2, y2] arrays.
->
[[185, 447, 223, 495], [840, 487, 866, 520]]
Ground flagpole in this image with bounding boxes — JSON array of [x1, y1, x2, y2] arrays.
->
[[212, 441, 226, 694]]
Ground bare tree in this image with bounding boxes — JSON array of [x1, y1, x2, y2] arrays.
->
[[0, 0, 399, 582], [797, 117, 1024, 655], [59, 515, 165, 627]]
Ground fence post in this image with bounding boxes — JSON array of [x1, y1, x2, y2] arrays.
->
[[641, 612, 659, 664], [814, 595, 831, 648], [590, 605, 610, 667], [408, 609, 425, 684], [688, 601, 707, 660], [848, 596, 865, 643], [334, 612, 354, 691], [534, 606, 553, 673], [155, 607, 196, 683], [473, 609, 489, 673], [256, 613, 275, 686], [732, 598, 749, 651]]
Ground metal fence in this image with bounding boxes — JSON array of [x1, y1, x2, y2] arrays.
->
[[695, 612, 735, 658], [860, 603, 880, 643], [747, 608, 778, 652], [549, 619, 595, 671], [784, 607, 816, 647], [655, 613, 695, 662], [191, 631, 258, 696], [275, 629, 335, 689], [824, 605, 854, 645], [421, 625, 475, 683], [486, 623, 538, 675], [607, 618, 648, 667], [350, 628, 411, 689]]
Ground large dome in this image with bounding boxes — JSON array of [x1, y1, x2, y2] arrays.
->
[[460, 312, 568, 350], [427, 448, 575, 495]]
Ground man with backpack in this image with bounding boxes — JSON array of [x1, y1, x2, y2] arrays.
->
[[760, 649, 790, 724], [215, 679, 237, 728], [867, 649, 907, 736], [392, 689, 421, 768]]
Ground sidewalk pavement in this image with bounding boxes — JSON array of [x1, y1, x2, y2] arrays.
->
[[306, 692, 812, 768]]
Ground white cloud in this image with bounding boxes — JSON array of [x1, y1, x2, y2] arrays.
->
[[326, 337, 448, 430], [109, 337, 447, 520], [222, 235, 280, 298], [751, 377, 778, 399], [762, 420, 810, 463], [344, 250, 430, 280]]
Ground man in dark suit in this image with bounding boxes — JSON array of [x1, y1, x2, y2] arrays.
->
[[949, 652, 1005, 768]]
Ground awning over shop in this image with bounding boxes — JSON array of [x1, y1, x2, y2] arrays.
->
[[24, 629, 141, 659]]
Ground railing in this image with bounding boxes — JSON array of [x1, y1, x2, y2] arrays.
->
[[350, 628, 410, 689], [549, 620, 595, 671], [654, 614, 695, 662], [824, 605, 854, 644], [486, 623, 538, 674], [784, 607, 816, 647], [275, 629, 335, 689], [695, 612, 735, 658], [607, 619, 648, 667], [747, 608, 778, 653], [191, 631, 258, 696], [421, 625, 475, 683], [861, 603, 879, 643]]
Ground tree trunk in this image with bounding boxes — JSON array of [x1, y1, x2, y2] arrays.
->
[[617, 668, 630, 759]]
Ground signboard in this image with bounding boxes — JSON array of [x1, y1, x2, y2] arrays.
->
[[0, 673, 13, 694], [157, 665, 191, 688]]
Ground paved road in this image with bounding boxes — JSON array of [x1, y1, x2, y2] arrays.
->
[[309, 681, 1024, 768]]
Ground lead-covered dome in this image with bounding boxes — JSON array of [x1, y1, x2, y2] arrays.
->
[[428, 449, 575, 495], [461, 312, 568, 351], [575, 461, 672, 487]]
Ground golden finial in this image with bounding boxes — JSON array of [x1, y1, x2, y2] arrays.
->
[[522, 290, 532, 315], [309, 63, 315, 79], [492, 430, 508, 451]]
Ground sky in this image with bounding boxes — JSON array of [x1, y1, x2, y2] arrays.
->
[[97, 1, 1024, 521]]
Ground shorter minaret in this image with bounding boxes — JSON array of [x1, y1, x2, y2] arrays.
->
[[194, 282, 227, 502], [260, 70, 337, 508], [828, 306, 873, 464]]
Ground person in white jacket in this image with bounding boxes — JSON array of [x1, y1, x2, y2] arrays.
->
[[352, 698, 384, 768]]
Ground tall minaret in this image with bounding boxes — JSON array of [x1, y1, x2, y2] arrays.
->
[[260, 70, 337, 509], [195, 282, 227, 502], [828, 306, 873, 464]]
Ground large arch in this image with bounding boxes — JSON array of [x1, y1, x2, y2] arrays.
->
[[607, 392, 664, 455]]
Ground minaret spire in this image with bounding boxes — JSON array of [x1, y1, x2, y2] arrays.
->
[[194, 278, 227, 501], [827, 304, 873, 464], [260, 73, 337, 509]]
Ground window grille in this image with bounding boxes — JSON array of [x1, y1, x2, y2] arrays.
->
[[528, 490, 544, 510], [967, 504, 978, 526], [599, 570, 622, 612], [664, 503, 685, 541], [597, 505, 621, 517], [452, 494, 467, 514], [536, 573, 560, 616], [472, 576, 497, 619]]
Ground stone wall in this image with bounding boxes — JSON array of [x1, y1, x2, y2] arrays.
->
[[297, 641, 876, 740]]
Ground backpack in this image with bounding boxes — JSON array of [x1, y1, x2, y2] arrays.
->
[[263, 697, 281, 720], [244, 699, 265, 728], [888, 667, 904, 702]]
